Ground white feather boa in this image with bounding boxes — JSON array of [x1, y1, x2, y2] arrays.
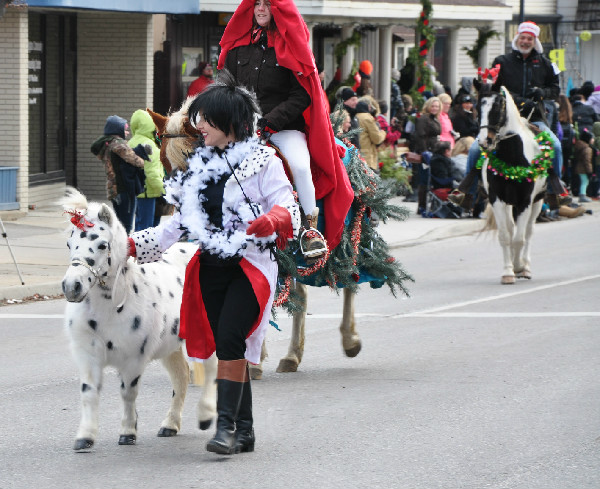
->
[[164, 138, 277, 258]]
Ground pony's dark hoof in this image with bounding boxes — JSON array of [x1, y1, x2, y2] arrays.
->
[[157, 427, 177, 437], [198, 419, 212, 431], [344, 343, 362, 358], [73, 438, 94, 451], [515, 270, 532, 279], [118, 434, 136, 445]]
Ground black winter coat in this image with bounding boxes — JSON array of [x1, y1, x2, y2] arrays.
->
[[429, 154, 454, 189], [491, 50, 560, 102], [451, 110, 479, 139], [224, 43, 310, 132]]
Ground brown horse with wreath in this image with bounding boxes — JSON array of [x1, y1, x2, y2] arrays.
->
[[147, 99, 412, 378]]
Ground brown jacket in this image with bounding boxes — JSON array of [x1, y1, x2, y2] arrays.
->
[[356, 111, 386, 170], [573, 139, 593, 175], [224, 43, 310, 132], [413, 113, 441, 154]]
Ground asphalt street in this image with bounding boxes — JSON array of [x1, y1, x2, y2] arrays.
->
[[0, 210, 598, 489]]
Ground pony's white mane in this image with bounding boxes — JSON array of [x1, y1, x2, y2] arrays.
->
[[58, 187, 89, 213], [499, 86, 539, 160]]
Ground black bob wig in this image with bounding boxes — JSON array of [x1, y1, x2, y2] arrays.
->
[[188, 69, 261, 142]]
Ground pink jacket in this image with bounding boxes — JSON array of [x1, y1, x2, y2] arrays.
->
[[439, 111, 455, 149]]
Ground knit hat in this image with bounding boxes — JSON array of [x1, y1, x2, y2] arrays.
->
[[103, 115, 127, 138], [341, 87, 357, 102], [580, 129, 593, 144], [512, 21, 543, 53], [359, 60, 373, 76]]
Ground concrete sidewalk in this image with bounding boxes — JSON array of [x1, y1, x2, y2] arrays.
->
[[1, 196, 593, 302]]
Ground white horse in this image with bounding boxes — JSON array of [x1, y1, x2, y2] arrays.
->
[[60, 188, 217, 450], [477, 86, 549, 284]]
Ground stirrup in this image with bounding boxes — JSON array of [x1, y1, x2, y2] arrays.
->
[[299, 227, 327, 265]]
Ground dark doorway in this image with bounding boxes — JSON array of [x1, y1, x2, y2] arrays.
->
[[28, 12, 77, 187]]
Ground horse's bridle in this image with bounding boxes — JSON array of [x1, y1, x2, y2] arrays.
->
[[479, 94, 507, 135], [69, 246, 111, 289]]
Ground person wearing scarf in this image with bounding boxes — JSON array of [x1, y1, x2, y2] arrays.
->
[[128, 73, 300, 456], [218, 0, 353, 254]]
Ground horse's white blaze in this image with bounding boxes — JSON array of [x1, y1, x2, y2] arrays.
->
[[60, 188, 217, 448]]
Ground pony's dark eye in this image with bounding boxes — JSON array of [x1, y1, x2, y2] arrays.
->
[[98, 242, 107, 250]]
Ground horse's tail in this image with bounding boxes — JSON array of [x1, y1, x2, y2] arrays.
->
[[481, 203, 497, 232]]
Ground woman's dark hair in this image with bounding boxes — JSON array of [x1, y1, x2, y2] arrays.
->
[[188, 70, 261, 142]]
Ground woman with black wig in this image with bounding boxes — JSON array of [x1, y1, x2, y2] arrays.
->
[[128, 72, 300, 455]]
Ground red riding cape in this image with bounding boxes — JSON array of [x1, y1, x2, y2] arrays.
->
[[218, 0, 353, 249]]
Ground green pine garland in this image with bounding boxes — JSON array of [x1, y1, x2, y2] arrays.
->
[[274, 124, 414, 316], [475, 131, 555, 182]]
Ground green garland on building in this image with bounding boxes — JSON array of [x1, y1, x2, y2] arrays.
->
[[408, 0, 435, 107]]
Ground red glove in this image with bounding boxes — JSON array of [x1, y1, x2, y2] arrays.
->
[[127, 237, 137, 257], [246, 205, 292, 247]]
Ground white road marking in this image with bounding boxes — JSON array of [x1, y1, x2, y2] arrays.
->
[[2, 275, 599, 321]]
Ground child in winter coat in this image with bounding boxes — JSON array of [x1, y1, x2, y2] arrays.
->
[[128, 109, 165, 232], [573, 129, 595, 202]]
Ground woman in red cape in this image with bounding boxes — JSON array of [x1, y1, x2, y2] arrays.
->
[[218, 0, 353, 251]]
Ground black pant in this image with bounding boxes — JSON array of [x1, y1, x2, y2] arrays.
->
[[199, 262, 259, 361]]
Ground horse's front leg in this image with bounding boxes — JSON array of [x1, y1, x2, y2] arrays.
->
[[515, 198, 543, 279], [512, 207, 533, 279], [493, 203, 516, 284], [277, 282, 308, 373], [157, 347, 189, 437], [249, 340, 267, 380], [72, 345, 104, 451], [118, 368, 143, 445], [340, 288, 361, 357], [197, 353, 218, 430]]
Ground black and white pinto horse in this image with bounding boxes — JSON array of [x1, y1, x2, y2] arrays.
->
[[477, 86, 549, 284], [60, 188, 217, 450]]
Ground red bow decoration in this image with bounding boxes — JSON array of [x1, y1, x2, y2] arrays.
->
[[478, 64, 501, 84], [65, 209, 95, 230]]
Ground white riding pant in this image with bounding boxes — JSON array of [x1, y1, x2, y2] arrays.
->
[[270, 130, 316, 215]]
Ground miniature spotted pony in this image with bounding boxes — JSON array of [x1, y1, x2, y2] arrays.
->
[[60, 188, 218, 451]]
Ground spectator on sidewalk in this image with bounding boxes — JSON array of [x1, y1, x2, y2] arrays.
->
[[356, 98, 386, 170], [128, 109, 164, 232], [90, 115, 146, 234], [573, 129, 594, 202], [376, 99, 402, 148], [438, 93, 457, 149], [186, 61, 214, 98]]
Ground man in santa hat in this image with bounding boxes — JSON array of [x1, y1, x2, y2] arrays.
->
[[450, 21, 567, 211]]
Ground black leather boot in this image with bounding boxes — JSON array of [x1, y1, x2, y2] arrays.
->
[[206, 359, 246, 455], [234, 366, 255, 453]]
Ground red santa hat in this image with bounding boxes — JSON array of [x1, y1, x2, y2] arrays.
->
[[512, 21, 543, 53]]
